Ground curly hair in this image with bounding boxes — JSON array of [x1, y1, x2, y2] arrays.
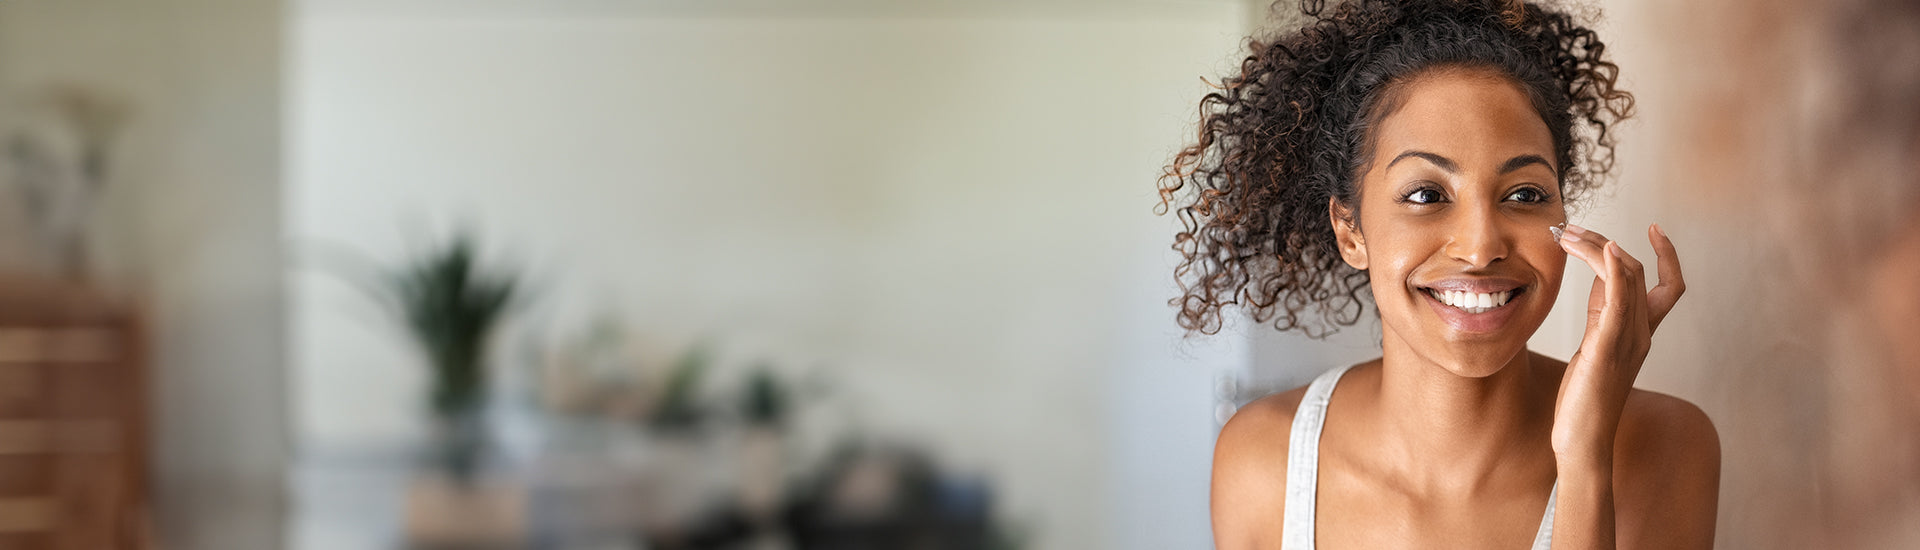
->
[[1156, 0, 1635, 337]]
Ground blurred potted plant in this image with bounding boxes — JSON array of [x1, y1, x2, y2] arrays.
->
[[741, 365, 790, 428], [648, 342, 713, 432], [636, 342, 719, 529], [372, 231, 522, 483], [738, 364, 792, 522]]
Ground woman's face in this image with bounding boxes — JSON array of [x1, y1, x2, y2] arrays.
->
[[1332, 69, 1567, 376]]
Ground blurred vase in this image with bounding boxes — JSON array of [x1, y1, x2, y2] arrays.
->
[[429, 398, 487, 484], [738, 426, 786, 518], [404, 469, 527, 547]]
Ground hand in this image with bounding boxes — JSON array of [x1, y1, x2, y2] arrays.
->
[[1551, 223, 1686, 466]]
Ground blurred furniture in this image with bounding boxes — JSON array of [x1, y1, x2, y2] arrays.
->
[[0, 273, 150, 549], [404, 473, 528, 550]]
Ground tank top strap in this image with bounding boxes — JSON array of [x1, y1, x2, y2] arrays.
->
[[1280, 364, 1356, 550], [1531, 480, 1558, 549]]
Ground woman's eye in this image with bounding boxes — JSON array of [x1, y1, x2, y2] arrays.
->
[[1506, 187, 1548, 203], [1405, 188, 1445, 204]]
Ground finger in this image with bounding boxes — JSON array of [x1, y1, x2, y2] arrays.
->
[[1557, 224, 1617, 351], [1646, 223, 1685, 332], [1571, 241, 1634, 364], [1609, 236, 1649, 301], [1579, 273, 1608, 353], [1556, 224, 1614, 283], [1606, 240, 1649, 330], [1559, 225, 1630, 354], [1569, 224, 1647, 315], [1563, 223, 1613, 251], [1602, 240, 1636, 336]]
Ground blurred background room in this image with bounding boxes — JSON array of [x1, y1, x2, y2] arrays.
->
[[0, 0, 1911, 549]]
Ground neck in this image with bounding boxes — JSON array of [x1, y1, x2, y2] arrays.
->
[[1362, 326, 1555, 496]]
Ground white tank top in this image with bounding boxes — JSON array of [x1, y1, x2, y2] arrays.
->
[[1280, 364, 1558, 549]]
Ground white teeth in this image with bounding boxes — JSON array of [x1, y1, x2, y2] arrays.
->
[[1428, 288, 1516, 313]]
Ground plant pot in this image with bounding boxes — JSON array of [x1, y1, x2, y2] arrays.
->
[[430, 402, 488, 485]]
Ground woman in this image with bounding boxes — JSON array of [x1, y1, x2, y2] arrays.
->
[[1157, 1, 1720, 548]]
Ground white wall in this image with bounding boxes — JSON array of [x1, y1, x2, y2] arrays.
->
[[0, 1, 286, 549], [289, 2, 1247, 548]]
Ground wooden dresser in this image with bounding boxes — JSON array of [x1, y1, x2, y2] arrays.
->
[[0, 273, 150, 549]]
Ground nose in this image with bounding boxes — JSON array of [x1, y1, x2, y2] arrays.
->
[[1444, 203, 1510, 268]]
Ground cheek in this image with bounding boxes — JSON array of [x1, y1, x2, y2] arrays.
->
[[1359, 223, 1443, 295], [1356, 202, 1436, 271], [1526, 239, 1569, 297]]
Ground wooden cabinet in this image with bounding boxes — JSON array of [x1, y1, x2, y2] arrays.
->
[[0, 274, 150, 550]]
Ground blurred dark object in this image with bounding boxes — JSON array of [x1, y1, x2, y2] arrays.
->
[[740, 365, 789, 428], [366, 231, 523, 483], [783, 444, 1001, 550], [647, 443, 1026, 550], [0, 272, 152, 549]]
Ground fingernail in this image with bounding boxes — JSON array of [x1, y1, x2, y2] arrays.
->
[[1565, 223, 1589, 235], [1607, 241, 1624, 257], [1653, 223, 1667, 238]]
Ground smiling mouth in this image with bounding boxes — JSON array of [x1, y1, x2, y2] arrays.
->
[[1421, 287, 1524, 314]]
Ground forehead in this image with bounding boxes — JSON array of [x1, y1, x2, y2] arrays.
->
[[1369, 69, 1555, 171]]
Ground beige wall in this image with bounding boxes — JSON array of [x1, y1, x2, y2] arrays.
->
[[0, 1, 287, 549]]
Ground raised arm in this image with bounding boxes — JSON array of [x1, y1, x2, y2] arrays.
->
[[1550, 223, 1719, 549]]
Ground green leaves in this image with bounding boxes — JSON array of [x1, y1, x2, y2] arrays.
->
[[741, 365, 789, 427], [379, 231, 522, 417], [650, 342, 711, 431]]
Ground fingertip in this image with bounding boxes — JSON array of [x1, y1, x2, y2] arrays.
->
[[1653, 222, 1669, 240]]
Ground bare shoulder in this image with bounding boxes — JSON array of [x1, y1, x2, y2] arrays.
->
[[1613, 389, 1721, 548], [1210, 385, 1308, 550], [1616, 389, 1720, 473], [1215, 385, 1307, 470]]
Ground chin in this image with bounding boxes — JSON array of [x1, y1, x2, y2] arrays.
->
[[1429, 344, 1529, 378]]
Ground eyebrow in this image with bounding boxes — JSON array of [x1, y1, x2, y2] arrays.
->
[[1385, 150, 1555, 175], [1387, 151, 1457, 172], [1498, 154, 1553, 174]]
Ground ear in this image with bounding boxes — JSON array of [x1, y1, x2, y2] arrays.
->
[[1329, 197, 1368, 270]]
